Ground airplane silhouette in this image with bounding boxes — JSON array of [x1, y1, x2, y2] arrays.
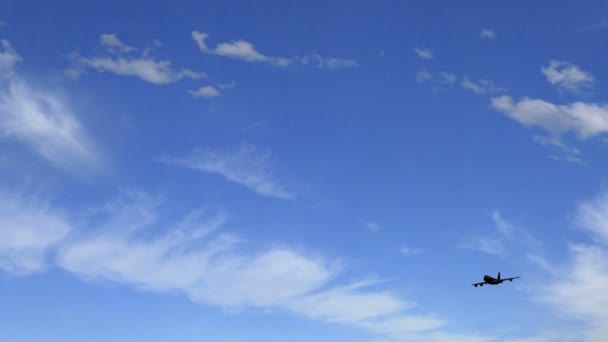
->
[[472, 272, 519, 287]]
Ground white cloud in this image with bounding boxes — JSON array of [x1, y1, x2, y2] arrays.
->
[[491, 96, 608, 139], [400, 245, 424, 256], [460, 77, 505, 95], [414, 47, 433, 59], [99, 33, 136, 53], [0, 39, 21, 77], [159, 143, 293, 199], [69, 34, 205, 84], [54, 192, 334, 306], [0, 192, 71, 274], [192, 31, 288, 65], [191, 31, 357, 70], [480, 29, 497, 39], [541, 60, 593, 92], [188, 85, 222, 99], [71, 53, 204, 84]]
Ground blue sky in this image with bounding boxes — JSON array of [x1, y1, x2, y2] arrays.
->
[[1, 0, 608, 341]]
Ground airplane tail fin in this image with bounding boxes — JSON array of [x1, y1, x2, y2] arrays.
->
[[497, 272, 501, 280]]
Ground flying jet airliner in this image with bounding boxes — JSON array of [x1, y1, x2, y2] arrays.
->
[[472, 272, 519, 287]]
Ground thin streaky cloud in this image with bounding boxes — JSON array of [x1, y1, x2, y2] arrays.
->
[[460, 77, 506, 95], [578, 18, 608, 31], [400, 245, 424, 256], [191, 31, 357, 69], [367, 222, 381, 233], [299, 53, 358, 69], [533, 135, 584, 165], [0, 40, 22, 77], [459, 210, 538, 256], [159, 143, 293, 199], [217, 81, 236, 89]]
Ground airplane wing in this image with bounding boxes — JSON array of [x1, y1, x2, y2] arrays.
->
[[472, 282, 486, 287], [501, 276, 520, 282]]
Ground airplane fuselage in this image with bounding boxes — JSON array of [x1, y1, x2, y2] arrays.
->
[[483, 275, 501, 285]]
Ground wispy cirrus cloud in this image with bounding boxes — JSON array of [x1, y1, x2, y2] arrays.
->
[[68, 34, 205, 84], [533, 135, 584, 164], [159, 143, 293, 199], [459, 211, 539, 256], [191, 31, 357, 70], [541, 60, 593, 92], [416, 70, 501, 95], [0, 40, 21, 77], [0, 192, 71, 274], [536, 191, 608, 341], [0, 190, 489, 341], [0, 40, 101, 170]]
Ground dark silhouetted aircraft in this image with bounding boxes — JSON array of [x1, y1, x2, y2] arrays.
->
[[472, 272, 519, 287]]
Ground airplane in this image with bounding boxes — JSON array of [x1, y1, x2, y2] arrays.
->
[[472, 272, 519, 287]]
